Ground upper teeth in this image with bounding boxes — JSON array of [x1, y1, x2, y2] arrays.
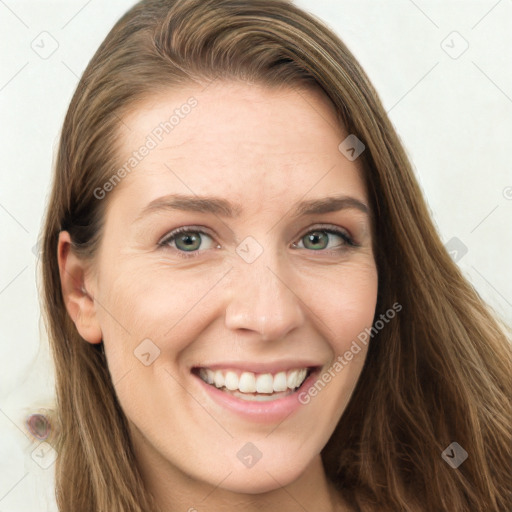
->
[[198, 368, 309, 394]]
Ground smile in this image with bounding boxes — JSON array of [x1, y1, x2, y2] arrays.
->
[[196, 367, 311, 401]]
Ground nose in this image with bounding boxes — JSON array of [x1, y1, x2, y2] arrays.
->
[[224, 253, 305, 341]]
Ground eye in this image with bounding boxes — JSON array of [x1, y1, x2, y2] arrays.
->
[[292, 226, 355, 252], [158, 224, 357, 259], [158, 227, 217, 256]]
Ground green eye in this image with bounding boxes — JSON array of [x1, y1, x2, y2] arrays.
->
[[159, 228, 215, 255], [303, 231, 330, 250], [159, 225, 355, 259], [298, 229, 353, 251], [174, 232, 202, 251]]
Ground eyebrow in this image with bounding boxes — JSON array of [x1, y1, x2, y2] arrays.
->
[[133, 193, 369, 223]]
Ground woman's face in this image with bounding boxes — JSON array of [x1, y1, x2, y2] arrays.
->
[[60, 81, 378, 495]]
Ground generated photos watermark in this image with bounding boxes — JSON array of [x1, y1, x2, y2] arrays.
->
[[298, 301, 402, 404], [93, 97, 198, 200]]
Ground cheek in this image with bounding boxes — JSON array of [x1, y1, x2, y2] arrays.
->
[[290, 262, 378, 457], [99, 254, 378, 337], [306, 260, 379, 349], [97, 249, 377, 386], [334, 277, 378, 320], [96, 258, 229, 365]]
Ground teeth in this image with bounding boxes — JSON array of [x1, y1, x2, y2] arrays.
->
[[287, 371, 297, 389], [239, 372, 256, 393], [197, 367, 310, 394], [255, 374, 273, 393], [230, 389, 293, 401], [213, 370, 225, 388], [273, 371, 288, 392], [224, 371, 239, 391]]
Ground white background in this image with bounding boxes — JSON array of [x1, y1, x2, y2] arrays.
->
[[0, 1, 511, 510]]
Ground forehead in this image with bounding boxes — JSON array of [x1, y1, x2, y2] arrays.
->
[[108, 81, 368, 220]]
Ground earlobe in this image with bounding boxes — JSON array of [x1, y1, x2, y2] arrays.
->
[[57, 231, 103, 344]]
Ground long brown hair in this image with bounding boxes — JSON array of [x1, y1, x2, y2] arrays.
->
[[38, 0, 512, 510]]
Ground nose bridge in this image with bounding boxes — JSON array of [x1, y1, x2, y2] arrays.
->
[[224, 242, 305, 340]]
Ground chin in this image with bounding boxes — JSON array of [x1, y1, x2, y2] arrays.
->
[[211, 458, 309, 495]]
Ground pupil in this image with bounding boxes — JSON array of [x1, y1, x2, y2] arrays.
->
[[179, 233, 200, 251], [306, 231, 327, 249]]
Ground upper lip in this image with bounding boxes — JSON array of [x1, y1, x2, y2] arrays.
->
[[191, 360, 323, 374]]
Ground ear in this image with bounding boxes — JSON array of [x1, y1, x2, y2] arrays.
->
[[57, 231, 103, 344]]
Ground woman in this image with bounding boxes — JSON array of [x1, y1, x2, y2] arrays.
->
[[39, 0, 511, 510]]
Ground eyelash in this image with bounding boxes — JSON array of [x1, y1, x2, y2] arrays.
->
[[157, 224, 358, 259]]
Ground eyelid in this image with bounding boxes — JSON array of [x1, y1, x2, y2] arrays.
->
[[157, 225, 213, 247], [157, 223, 358, 258], [294, 223, 356, 246], [157, 226, 217, 259]]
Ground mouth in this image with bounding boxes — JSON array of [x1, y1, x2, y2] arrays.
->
[[191, 366, 317, 402]]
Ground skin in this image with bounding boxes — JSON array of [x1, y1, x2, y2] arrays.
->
[[58, 81, 378, 512]]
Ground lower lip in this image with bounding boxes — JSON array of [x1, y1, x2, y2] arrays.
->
[[193, 370, 319, 423]]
